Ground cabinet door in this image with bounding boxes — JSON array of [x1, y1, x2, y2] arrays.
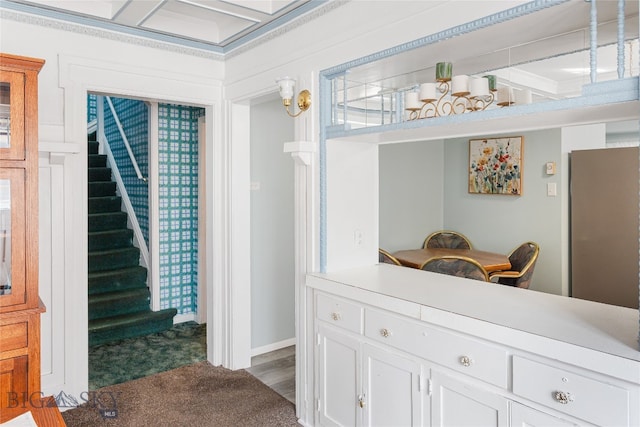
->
[[0, 168, 26, 307], [511, 402, 580, 427], [0, 70, 25, 161], [431, 370, 508, 427], [362, 343, 425, 427], [0, 355, 28, 423], [318, 324, 361, 427]]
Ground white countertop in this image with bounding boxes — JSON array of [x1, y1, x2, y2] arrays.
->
[[308, 264, 640, 365]]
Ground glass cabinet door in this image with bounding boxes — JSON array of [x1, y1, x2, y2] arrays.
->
[[0, 71, 25, 161], [0, 168, 25, 306]]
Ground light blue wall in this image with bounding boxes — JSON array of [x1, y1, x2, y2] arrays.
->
[[443, 129, 563, 295], [250, 98, 295, 350], [379, 128, 563, 295], [379, 140, 444, 252]]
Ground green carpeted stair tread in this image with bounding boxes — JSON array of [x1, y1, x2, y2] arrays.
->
[[88, 167, 112, 182], [89, 196, 122, 214], [88, 266, 148, 295], [88, 309, 178, 346], [89, 212, 128, 232], [88, 154, 107, 168], [89, 228, 133, 251], [89, 181, 117, 197], [89, 287, 150, 304], [88, 246, 140, 273], [88, 288, 151, 321]]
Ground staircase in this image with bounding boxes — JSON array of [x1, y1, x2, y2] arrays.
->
[[87, 132, 176, 346]]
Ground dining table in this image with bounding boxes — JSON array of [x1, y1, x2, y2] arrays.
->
[[392, 248, 511, 272]]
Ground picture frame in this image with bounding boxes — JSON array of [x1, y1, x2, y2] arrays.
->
[[469, 136, 523, 195]]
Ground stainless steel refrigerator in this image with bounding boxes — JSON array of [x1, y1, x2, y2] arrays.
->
[[570, 146, 639, 309]]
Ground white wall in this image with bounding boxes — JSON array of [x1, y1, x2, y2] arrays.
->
[[326, 139, 379, 271], [379, 140, 444, 252], [249, 98, 295, 352]]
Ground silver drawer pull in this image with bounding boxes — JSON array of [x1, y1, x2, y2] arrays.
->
[[459, 356, 473, 367], [380, 328, 391, 338], [554, 391, 574, 404], [331, 312, 341, 321]]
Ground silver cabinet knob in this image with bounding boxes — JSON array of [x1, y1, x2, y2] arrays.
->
[[331, 312, 341, 321], [380, 328, 391, 338], [460, 356, 473, 367], [554, 391, 573, 404]]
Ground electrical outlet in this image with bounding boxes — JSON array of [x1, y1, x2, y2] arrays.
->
[[354, 230, 363, 247]]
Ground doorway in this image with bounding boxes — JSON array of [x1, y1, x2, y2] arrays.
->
[[87, 93, 207, 388]]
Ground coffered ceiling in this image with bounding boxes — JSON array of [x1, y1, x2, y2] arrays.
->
[[2, 0, 325, 54]]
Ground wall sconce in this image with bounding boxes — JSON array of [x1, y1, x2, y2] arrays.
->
[[276, 77, 311, 118]]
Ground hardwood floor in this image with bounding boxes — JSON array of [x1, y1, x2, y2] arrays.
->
[[246, 345, 296, 404]]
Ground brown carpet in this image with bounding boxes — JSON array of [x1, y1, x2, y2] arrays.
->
[[62, 361, 299, 426]]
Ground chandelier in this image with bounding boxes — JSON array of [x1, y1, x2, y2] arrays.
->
[[404, 62, 524, 120]]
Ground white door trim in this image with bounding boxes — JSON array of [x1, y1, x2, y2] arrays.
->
[[53, 54, 243, 398]]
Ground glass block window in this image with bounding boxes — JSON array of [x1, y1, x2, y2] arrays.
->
[[158, 104, 203, 315], [87, 94, 97, 123], [103, 97, 150, 245]]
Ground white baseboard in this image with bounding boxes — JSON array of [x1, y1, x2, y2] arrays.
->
[[173, 313, 198, 324], [251, 337, 296, 357]]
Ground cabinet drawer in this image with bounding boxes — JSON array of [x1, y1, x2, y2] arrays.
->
[[365, 308, 508, 388], [513, 356, 629, 426], [0, 322, 28, 353], [316, 293, 363, 334]]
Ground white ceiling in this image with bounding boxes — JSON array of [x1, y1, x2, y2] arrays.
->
[[3, 0, 323, 53]]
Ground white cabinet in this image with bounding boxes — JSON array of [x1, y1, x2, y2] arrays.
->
[[317, 323, 425, 427], [316, 292, 426, 427], [511, 402, 581, 427], [512, 356, 630, 426], [431, 370, 509, 427], [362, 343, 424, 426], [310, 285, 640, 427], [317, 324, 361, 427]]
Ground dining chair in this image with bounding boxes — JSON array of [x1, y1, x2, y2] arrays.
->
[[379, 248, 402, 266], [489, 241, 540, 289], [420, 255, 489, 281], [422, 230, 473, 250]]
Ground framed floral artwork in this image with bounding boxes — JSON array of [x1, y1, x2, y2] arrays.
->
[[469, 136, 523, 195]]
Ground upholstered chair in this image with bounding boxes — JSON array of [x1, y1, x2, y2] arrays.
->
[[489, 242, 540, 289], [379, 248, 402, 266], [422, 230, 472, 250], [420, 256, 489, 281]]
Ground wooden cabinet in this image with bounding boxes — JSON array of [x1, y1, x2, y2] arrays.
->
[[0, 53, 45, 423]]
